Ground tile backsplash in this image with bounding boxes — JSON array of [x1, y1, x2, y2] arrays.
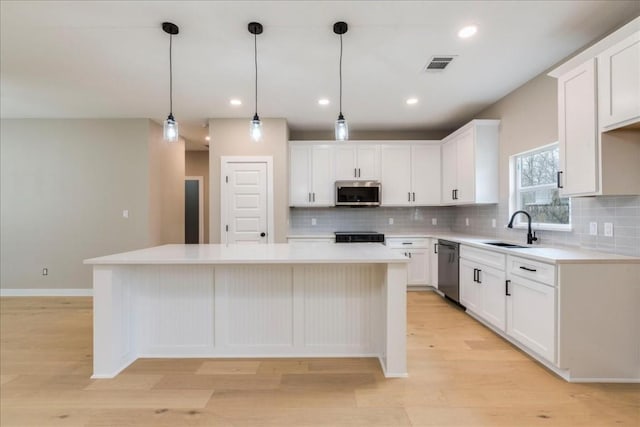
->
[[289, 206, 455, 235], [289, 196, 640, 257], [451, 196, 640, 257]]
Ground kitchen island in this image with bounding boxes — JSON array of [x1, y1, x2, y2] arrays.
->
[[84, 243, 409, 379]]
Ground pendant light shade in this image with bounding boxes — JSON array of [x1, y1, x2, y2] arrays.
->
[[334, 21, 349, 141], [249, 22, 263, 142], [162, 22, 179, 143]]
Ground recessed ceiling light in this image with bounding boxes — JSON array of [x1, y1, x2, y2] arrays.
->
[[205, 136, 210, 141], [318, 98, 330, 106], [458, 25, 477, 39], [406, 98, 418, 105], [230, 99, 242, 106]]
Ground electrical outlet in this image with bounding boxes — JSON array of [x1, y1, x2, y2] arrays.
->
[[311, 218, 317, 226], [589, 222, 598, 236], [491, 219, 496, 228], [42, 268, 48, 276], [122, 209, 129, 218], [465, 218, 470, 227], [604, 222, 613, 237], [388, 218, 394, 225]]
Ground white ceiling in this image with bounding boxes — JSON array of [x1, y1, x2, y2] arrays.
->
[[1, 1, 639, 151]]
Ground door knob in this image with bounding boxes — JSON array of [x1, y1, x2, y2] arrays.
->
[[260, 232, 266, 237]]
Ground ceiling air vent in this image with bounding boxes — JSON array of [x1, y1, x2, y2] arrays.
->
[[424, 56, 456, 72]]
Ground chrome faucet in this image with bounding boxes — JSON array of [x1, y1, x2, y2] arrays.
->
[[507, 210, 538, 245]]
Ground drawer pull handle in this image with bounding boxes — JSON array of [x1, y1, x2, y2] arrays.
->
[[505, 279, 511, 296], [519, 266, 537, 272], [434, 243, 438, 254], [402, 242, 413, 245], [477, 269, 482, 284]]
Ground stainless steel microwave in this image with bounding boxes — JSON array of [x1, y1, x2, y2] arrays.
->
[[335, 181, 381, 207]]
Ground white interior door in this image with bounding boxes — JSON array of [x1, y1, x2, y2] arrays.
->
[[223, 161, 268, 244]]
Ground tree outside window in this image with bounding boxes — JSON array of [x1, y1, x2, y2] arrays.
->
[[513, 143, 571, 229]]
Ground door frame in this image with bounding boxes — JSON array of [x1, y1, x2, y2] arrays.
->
[[185, 176, 204, 243], [220, 156, 274, 244]]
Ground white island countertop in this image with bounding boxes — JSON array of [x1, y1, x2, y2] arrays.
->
[[84, 243, 410, 265]]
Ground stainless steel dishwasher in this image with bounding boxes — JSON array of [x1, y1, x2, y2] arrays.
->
[[438, 239, 460, 303]]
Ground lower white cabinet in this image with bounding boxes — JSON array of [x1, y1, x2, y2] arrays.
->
[[459, 256, 506, 331], [506, 275, 556, 363], [386, 237, 430, 288], [430, 239, 439, 289]]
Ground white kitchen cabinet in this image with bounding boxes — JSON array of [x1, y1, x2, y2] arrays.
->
[[430, 239, 439, 289], [460, 246, 507, 331], [380, 142, 441, 206], [598, 31, 640, 131], [334, 144, 380, 181], [287, 237, 335, 244], [289, 143, 334, 206], [440, 120, 499, 205], [506, 273, 556, 364], [557, 58, 599, 196], [386, 237, 430, 288]]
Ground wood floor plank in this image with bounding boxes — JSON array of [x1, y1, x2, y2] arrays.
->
[[1, 292, 638, 427]]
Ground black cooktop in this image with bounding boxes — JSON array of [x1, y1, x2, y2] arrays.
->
[[334, 231, 385, 243]]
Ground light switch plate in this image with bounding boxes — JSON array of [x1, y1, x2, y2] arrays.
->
[[604, 222, 613, 237], [589, 222, 598, 235], [431, 218, 437, 225]]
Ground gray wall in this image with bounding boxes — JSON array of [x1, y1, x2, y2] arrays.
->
[[0, 119, 186, 291]]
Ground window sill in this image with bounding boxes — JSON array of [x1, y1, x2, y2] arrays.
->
[[511, 223, 572, 232]]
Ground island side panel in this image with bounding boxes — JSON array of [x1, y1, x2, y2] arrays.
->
[[92, 265, 135, 378], [382, 262, 408, 377]]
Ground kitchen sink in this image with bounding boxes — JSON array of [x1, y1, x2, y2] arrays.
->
[[483, 242, 529, 249]]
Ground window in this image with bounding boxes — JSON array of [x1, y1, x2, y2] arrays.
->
[[510, 143, 571, 230]]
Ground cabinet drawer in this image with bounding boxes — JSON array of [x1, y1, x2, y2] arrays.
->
[[460, 245, 505, 270], [507, 255, 555, 286], [385, 238, 429, 248]]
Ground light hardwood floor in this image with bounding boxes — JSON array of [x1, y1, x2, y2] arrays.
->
[[1, 292, 638, 426]]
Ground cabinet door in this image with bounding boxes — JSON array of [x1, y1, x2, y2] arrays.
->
[[456, 127, 475, 204], [407, 249, 429, 285], [506, 276, 556, 363], [459, 259, 480, 313], [289, 145, 311, 206], [598, 32, 640, 130], [558, 59, 598, 196], [411, 144, 441, 205], [356, 145, 380, 180], [441, 137, 457, 204], [334, 145, 358, 180], [477, 265, 506, 331], [380, 145, 412, 206], [310, 145, 335, 206]]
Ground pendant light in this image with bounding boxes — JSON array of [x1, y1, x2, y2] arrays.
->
[[334, 21, 349, 141], [248, 22, 263, 142], [162, 22, 179, 142]]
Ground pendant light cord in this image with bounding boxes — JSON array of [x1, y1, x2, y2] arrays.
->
[[169, 33, 173, 116], [254, 32, 258, 117], [339, 33, 343, 115]]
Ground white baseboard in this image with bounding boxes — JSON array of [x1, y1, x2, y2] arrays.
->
[[0, 288, 93, 297]]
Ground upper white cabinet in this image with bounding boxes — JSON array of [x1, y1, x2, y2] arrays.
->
[[334, 144, 380, 181], [557, 58, 599, 197], [289, 143, 334, 207], [598, 32, 640, 131], [380, 142, 441, 206], [553, 22, 640, 197], [440, 120, 499, 205]]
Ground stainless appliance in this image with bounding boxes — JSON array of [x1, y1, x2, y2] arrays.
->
[[335, 231, 385, 243], [335, 181, 381, 207], [438, 239, 460, 303]]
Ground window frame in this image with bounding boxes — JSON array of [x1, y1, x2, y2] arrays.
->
[[509, 142, 572, 232]]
